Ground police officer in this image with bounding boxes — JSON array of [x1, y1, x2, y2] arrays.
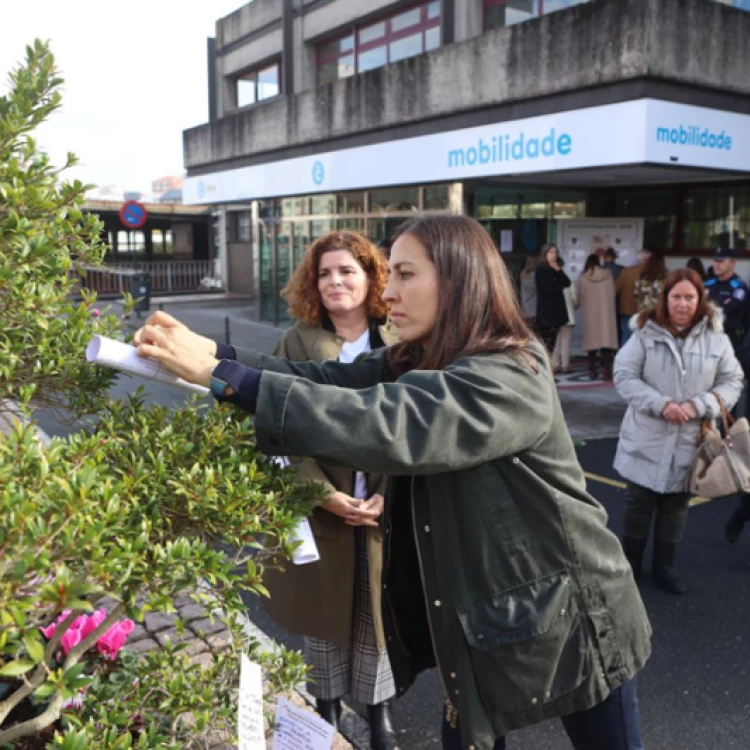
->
[[705, 247, 749, 350]]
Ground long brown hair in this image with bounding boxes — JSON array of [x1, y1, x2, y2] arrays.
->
[[387, 215, 534, 375], [281, 231, 389, 325], [637, 268, 708, 335], [639, 251, 668, 282]]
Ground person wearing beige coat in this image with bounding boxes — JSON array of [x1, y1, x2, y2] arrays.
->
[[260, 230, 399, 750], [577, 254, 618, 380]]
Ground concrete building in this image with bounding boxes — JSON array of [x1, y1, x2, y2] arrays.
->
[[183, 0, 750, 323]]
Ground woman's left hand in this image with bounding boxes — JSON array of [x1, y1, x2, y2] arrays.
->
[[680, 401, 699, 421], [345, 493, 384, 528], [135, 322, 219, 387]]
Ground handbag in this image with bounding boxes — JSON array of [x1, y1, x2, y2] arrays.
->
[[686, 392, 750, 498]]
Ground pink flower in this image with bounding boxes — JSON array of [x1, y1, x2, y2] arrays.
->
[[96, 619, 135, 660], [76, 609, 107, 640], [91, 309, 101, 318], [39, 610, 72, 641], [60, 627, 82, 656]]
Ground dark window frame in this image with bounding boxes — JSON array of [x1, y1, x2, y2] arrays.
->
[[233, 58, 283, 110], [316, 1, 441, 85]]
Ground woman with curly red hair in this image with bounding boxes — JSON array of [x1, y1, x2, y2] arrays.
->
[[263, 230, 399, 749]]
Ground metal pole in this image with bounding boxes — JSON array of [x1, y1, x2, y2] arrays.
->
[[224, 316, 231, 345]]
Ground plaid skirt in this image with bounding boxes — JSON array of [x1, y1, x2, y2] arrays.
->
[[304, 527, 396, 704]]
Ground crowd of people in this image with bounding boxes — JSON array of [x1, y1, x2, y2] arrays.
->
[[130, 217, 749, 750]]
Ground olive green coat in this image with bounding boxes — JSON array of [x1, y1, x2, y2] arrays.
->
[[261, 320, 398, 649], [235, 341, 651, 750]]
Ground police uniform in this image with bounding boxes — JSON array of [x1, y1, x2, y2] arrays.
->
[[704, 272, 748, 350]]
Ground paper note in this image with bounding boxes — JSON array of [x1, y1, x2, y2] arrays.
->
[[290, 518, 320, 566], [272, 697, 335, 750], [500, 230, 513, 253], [271, 457, 321, 566], [238, 654, 266, 750], [86, 335, 209, 395]]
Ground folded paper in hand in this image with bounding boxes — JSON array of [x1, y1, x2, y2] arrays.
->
[[86, 335, 209, 395]]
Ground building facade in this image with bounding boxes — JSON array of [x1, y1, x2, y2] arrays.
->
[[183, 0, 750, 323]]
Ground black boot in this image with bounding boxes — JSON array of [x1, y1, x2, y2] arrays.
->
[[587, 350, 598, 381], [621, 536, 647, 581], [652, 539, 687, 594], [315, 698, 342, 731], [367, 701, 397, 750]]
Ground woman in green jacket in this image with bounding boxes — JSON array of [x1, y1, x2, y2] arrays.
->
[[135, 215, 651, 750], [264, 230, 399, 749]]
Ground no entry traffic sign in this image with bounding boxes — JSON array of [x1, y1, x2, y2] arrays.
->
[[119, 200, 148, 229]]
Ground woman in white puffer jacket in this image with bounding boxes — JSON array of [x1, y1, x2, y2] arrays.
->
[[614, 268, 743, 594]]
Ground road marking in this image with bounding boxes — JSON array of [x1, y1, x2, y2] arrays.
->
[[584, 472, 709, 507]]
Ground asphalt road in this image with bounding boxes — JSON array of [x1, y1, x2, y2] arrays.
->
[[32, 300, 750, 749]]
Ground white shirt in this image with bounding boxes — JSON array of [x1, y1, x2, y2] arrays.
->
[[338, 328, 371, 499]]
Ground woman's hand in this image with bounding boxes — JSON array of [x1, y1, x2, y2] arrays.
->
[[680, 401, 699, 421], [321, 492, 384, 528], [132, 311, 219, 387], [661, 401, 690, 424]]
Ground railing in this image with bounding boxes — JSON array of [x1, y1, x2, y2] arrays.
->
[[75, 260, 222, 297]]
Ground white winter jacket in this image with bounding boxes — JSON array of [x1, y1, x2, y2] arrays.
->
[[613, 308, 744, 493]]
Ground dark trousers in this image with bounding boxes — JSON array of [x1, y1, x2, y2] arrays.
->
[[536, 319, 559, 354], [624, 482, 690, 543], [441, 678, 644, 750], [733, 493, 750, 521]]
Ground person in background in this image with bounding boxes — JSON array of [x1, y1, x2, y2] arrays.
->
[[135, 215, 652, 750], [634, 252, 668, 313], [534, 243, 572, 353], [704, 248, 749, 350], [615, 250, 650, 348], [686, 257, 707, 281], [614, 269, 743, 594], [260, 231, 399, 749], [551, 260, 577, 375], [519, 253, 540, 329], [603, 247, 624, 282], [578, 254, 618, 381]]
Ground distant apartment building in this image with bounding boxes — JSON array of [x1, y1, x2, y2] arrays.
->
[[182, 0, 750, 322]]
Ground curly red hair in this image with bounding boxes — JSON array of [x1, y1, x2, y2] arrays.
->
[[281, 231, 390, 326]]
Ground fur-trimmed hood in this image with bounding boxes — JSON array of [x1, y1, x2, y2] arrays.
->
[[629, 302, 725, 333]]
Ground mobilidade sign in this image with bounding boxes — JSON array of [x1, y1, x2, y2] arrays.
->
[[184, 99, 750, 204]]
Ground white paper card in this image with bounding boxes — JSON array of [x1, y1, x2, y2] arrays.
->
[[238, 654, 266, 750], [86, 335, 209, 395], [500, 230, 513, 253], [271, 457, 320, 566], [272, 697, 335, 750], [290, 518, 320, 566]]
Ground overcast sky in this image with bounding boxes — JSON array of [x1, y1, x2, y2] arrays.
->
[[1, 0, 246, 193]]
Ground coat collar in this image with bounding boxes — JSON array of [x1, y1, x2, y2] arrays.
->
[[632, 302, 725, 338]]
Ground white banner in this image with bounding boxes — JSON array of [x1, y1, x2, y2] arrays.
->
[[184, 99, 750, 205]]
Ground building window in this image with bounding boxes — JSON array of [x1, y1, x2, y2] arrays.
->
[[230, 211, 252, 242], [235, 61, 280, 109], [683, 185, 750, 252], [484, 0, 591, 30], [116, 230, 146, 254], [152, 229, 173, 254], [318, 1, 441, 85]]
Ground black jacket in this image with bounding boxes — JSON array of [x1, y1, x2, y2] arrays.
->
[[535, 265, 571, 327]]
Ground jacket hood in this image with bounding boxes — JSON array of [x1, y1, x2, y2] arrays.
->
[[629, 302, 725, 334], [581, 267, 612, 283]]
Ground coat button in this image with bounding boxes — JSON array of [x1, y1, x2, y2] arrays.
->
[[454, 689, 460, 695], [512, 457, 520, 464], [434, 600, 442, 607], [560, 608, 566, 616], [450, 672, 457, 679], [531, 697, 538, 705], [424, 525, 431, 532]]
